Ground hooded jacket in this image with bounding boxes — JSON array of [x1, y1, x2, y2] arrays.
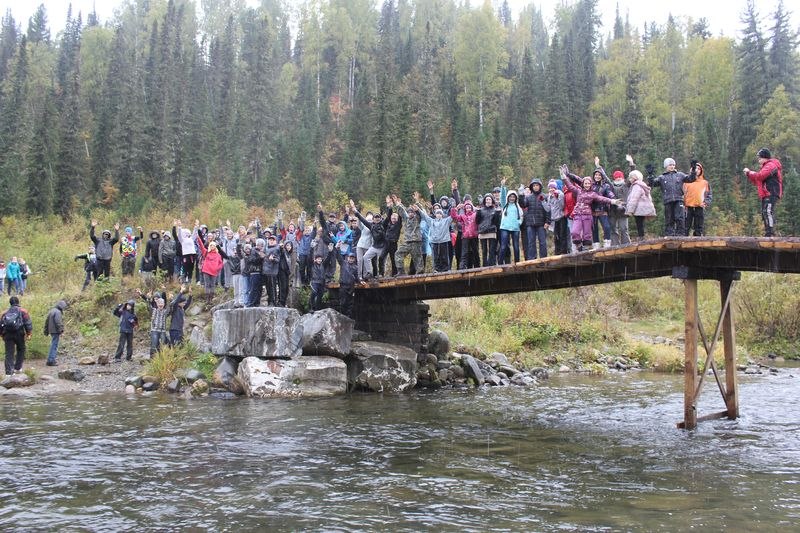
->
[[169, 293, 192, 333], [563, 173, 617, 217], [44, 300, 66, 336], [625, 180, 657, 217], [476, 199, 501, 235], [499, 186, 523, 232], [144, 232, 161, 266], [542, 189, 565, 221], [354, 209, 388, 249], [609, 176, 631, 216], [418, 207, 453, 244], [113, 301, 138, 333], [451, 202, 479, 238], [746, 158, 783, 200], [683, 165, 712, 208], [90, 226, 119, 260], [197, 239, 226, 277], [519, 180, 551, 227]]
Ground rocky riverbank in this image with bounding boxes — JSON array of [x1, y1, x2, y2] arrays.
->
[[1, 304, 788, 398]]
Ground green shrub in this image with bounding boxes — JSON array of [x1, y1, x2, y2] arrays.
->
[[192, 351, 218, 378]]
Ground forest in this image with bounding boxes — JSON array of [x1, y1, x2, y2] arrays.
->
[[0, 0, 798, 235]]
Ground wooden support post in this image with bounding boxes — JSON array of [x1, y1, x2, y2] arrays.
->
[[683, 279, 699, 430], [721, 279, 739, 420]]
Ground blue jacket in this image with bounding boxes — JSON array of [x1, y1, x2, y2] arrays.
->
[[500, 186, 523, 232], [6, 261, 20, 280], [113, 302, 138, 333]]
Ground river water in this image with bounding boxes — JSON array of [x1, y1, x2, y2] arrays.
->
[[1, 369, 798, 531]]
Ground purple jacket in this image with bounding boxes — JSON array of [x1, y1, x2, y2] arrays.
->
[[563, 173, 616, 217]]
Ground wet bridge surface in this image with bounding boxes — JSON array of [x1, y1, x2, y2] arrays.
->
[[353, 237, 800, 301]]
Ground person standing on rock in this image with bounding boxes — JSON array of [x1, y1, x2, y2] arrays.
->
[[168, 285, 193, 345], [137, 289, 169, 357], [112, 299, 138, 362], [1, 296, 33, 375], [44, 300, 67, 366], [90, 221, 119, 279], [744, 147, 783, 237]]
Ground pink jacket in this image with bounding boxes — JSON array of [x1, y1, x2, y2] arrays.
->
[[563, 177, 615, 217], [450, 204, 478, 239], [625, 181, 657, 217]]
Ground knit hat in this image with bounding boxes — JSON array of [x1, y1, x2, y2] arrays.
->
[[663, 158, 676, 169], [757, 147, 771, 159], [125, 226, 133, 234], [492, 187, 501, 193], [547, 179, 558, 189], [612, 170, 624, 179], [434, 208, 444, 217]]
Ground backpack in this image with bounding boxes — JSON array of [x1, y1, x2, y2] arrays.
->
[[1, 307, 24, 333]]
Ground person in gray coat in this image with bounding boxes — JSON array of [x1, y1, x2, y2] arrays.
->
[[648, 158, 696, 236], [44, 300, 67, 366], [90, 220, 120, 279]]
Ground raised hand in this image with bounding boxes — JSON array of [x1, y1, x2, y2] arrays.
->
[[349, 199, 356, 210], [113, 223, 120, 231], [385, 195, 392, 206], [91, 219, 97, 227], [594, 156, 600, 168], [317, 202, 323, 211], [413, 191, 421, 201], [451, 178, 458, 190], [194, 219, 200, 227], [427, 179, 434, 191], [500, 177, 507, 186], [625, 154, 634, 164]]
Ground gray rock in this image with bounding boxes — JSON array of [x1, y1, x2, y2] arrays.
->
[[347, 341, 418, 393], [437, 368, 451, 382], [499, 364, 518, 376], [529, 367, 549, 380], [189, 326, 212, 353], [0, 374, 33, 388], [351, 330, 372, 342], [615, 361, 628, 371], [57, 369, 86, 382], [211, 300, 237, 313], [450, 365, 465, 379], [78, 356, 96, 365], [212, 356, 244, 395], [427, 329, 450, 357], [142, 381, 160, 392], [422, 353, 438, 367], [510, 372, 537, 387], [436, 361, 452, 370], [209, 391, 237, 400], [497, 372, 508, 380], [142, 375, 160, 385], [744, 366, 762, 375], [177, 368, 206, 384], [486, 374, 503, 386], [187, 304, 203, 317], [212, 307, 304, 359], [461, 355, 485, 386], [167, 379, 180, 393], [39, 375, 55, 382], [124, 384, 136, 394], [189, 379, 209, 397], [97, 354, 110, 365], [300, 308, 354, 358], [124, 376, 143, 388], [489, 352, 509, 365], [558, 365, 571, 373], [237, 356, 347, 398]]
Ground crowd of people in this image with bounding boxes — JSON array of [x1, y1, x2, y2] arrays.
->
[[0, 147, 785, 375]]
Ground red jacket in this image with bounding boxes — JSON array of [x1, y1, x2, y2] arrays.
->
[[563, 188, 576, 217], [197, 239, 224, 277], [747, 158, 783, 199]]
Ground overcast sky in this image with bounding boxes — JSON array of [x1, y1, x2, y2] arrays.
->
[[2, 0, 796, 39]]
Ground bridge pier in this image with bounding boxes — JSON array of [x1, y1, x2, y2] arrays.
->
[[352, 294, 430, 356], [673, 267, 740, 430]]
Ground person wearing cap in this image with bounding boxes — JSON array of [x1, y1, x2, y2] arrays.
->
[[112, 298, 138, 362], [74, 245, 100, 290], [744, 148, 783, 237], [119, 225, 143, 277], [262, 234, 281, 306], [89, 220, 119, 279], [647, 157, 695, 236], [683, 160, 712, 236], [333, 244, 362, 317], [608, 159, 633, 246]]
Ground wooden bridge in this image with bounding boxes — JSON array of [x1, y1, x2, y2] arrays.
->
[[348, 237, 800, 430]]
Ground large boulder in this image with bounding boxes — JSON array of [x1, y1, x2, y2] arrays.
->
[[189, 326, 212, 353], [237, 356, 347, 398], [461, 355, 485, 386], [300, 309, 354, 358], [347, 341, 418, 393], [427, 329, 450, 358], [212, 307, 303, 359], [212, 356, 244, 395]]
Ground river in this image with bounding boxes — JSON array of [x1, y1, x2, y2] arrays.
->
[[1, 369, 798, 531]]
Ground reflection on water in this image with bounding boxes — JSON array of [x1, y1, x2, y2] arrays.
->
[[0, 371, 798, 531]]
